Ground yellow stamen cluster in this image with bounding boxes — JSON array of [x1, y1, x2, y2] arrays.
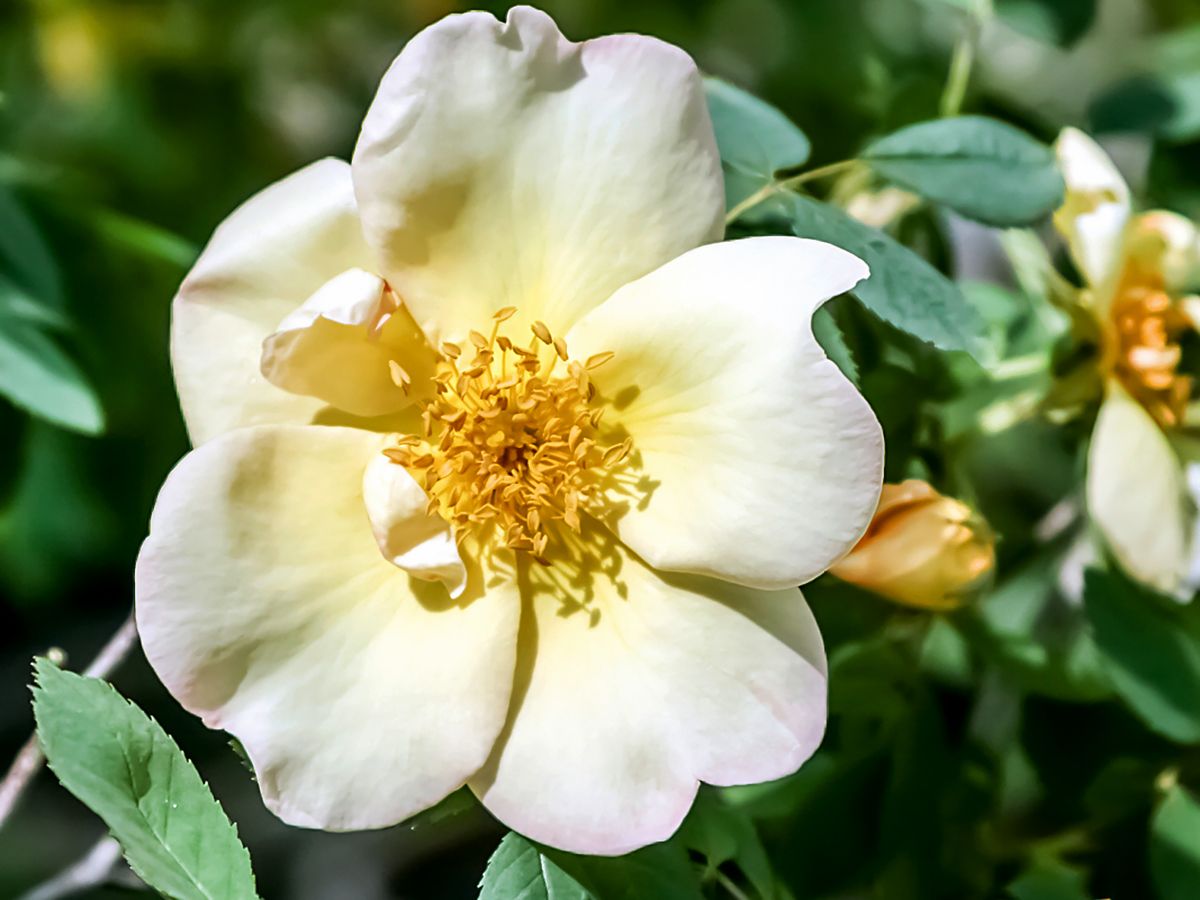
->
[[1109, 285, 1192, 427], [384, 308, 629, 557]]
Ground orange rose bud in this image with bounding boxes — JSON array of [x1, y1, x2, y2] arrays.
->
[[829, 480, 995, 610]]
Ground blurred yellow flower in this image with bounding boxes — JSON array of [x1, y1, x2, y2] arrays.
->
[[830, 480, 994, 610], [1054, 128, 1200, 597]]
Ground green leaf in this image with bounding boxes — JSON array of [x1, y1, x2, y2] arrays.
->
[[997, 0, 1097, 47], [0, 306, 104, 434], [704, 78, 810, 212], [679, 790, 774, 899], [1083, 569, 1200, 743], [0, 187, 63, 310], [32, 657, 259, 900], [784, 194, 988, 360], [1151, 783, 1200, 900], [862, 116, 1064, 226], [1006, 857, 1091, 900], [812, 306, 858, 385], [478, 832, 703, 900], [479, 833, 592, 900], [1089, 73, 1200, 144]]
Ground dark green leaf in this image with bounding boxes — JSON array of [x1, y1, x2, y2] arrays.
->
[[0, 187, 63, 310], [32, 658, 258, 900], [784, 194, 988, 359], [997, 0, 1097, 47], [862, 116, 1064, 226], [812, 306, 858, 385], [478, 832, 703, 900], [679, 790, 774, 899], [704, 78, 810, 212], [1150, 783, 1200, 900], [1089, 73, 1200, 144], [0, 307, 104, 434], [1083, 569, 1200, 743]]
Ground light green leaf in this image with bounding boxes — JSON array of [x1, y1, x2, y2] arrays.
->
[[1083, 569, 1200, 743], [478, 832, 703, 900], [0, 307, 104, 434], [32, 657, 259, 900], [679, 790, 774, 899], [784, 194, 989, 360], [704, 78, 811, 212], [478, 833, 592, 900], [862, 116, 1064, 226], [1151, 783, 1200, 900], [1006, 857, 1091, 900]]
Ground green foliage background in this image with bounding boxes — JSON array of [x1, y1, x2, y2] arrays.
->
[[3, 0, 1200, 897]]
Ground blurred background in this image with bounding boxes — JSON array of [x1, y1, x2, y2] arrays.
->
[[1, 0, 1200, 897]]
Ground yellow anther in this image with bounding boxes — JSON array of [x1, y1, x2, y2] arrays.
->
[[493, 306, 518, 322], [585, 351, 615, 370], [388, 360, 411, 390], [385, 310, 630, 556]]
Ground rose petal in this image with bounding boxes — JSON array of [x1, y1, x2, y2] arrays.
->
[[566, 236, 883, 590], [135, 425, 519, 829], [351, 6, 724, 345], [1053, 128, 1131, 299], [1088, 382, 1191, 596], [470, 526, 826, 855]]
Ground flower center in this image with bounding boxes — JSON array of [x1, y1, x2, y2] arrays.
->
[[383, 308, 628, 558], [1108, 284, 1192, 428]]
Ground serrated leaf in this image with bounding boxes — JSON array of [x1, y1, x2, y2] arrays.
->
[[812, 306, 858, 385], [1083, 569, 1200, 743], [704, 78, 810, 212], [0, 307, 104, 434], [784, 194, 988, 360], [478, 833, 592, 900], [478, 832, 703, 900], [862, 117, 1064, 226], [1150, 783, 1200, 900], [32, 657, 258, 900]]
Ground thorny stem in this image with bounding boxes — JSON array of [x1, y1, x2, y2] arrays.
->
[[0, 613, 139, 831], [723, 159, 858, 225]]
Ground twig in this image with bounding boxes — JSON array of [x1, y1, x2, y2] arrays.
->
[[724, 159, 858, 225], [0, 614, 138, 830], [18, 836, 124, 900], [713, 870, 754, 900], [939, 0, 992, 118]]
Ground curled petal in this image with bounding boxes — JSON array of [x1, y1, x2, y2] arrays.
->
[[261, 268, 437, 418], [362, 451, 467, 598], [172, 159, 373, 444]]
